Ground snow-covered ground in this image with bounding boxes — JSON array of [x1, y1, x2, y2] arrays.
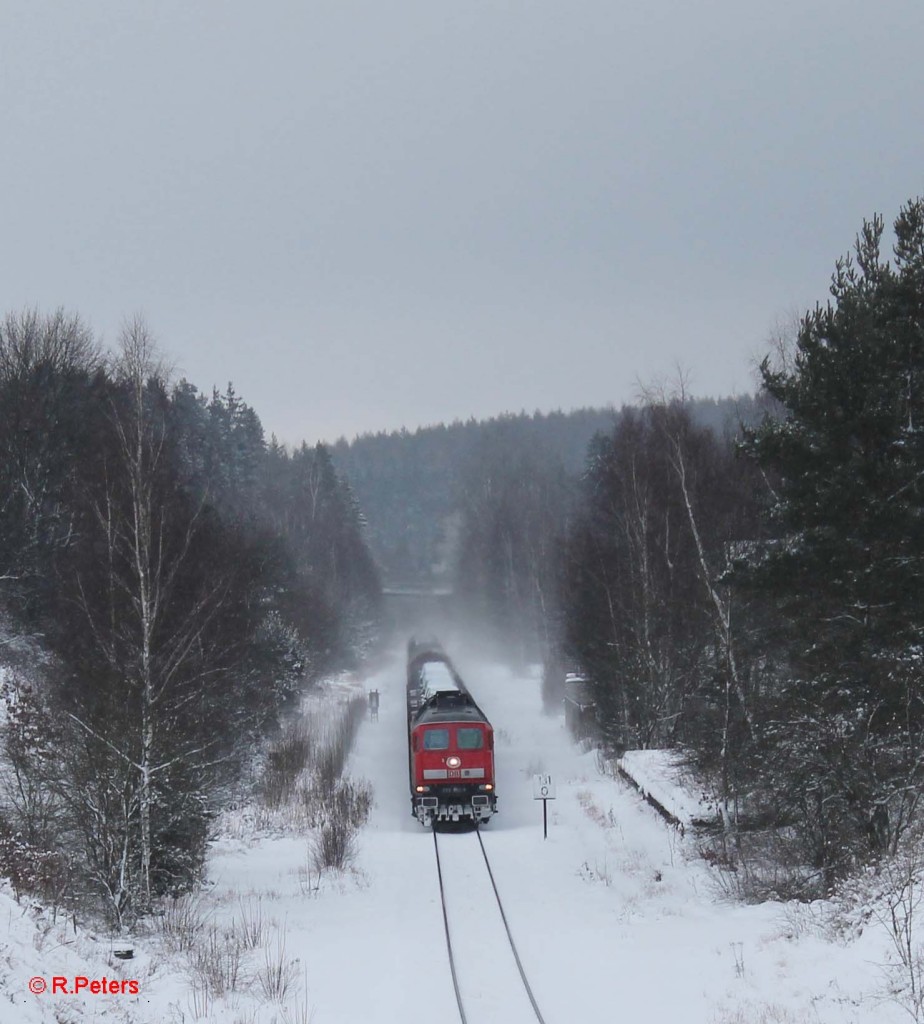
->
[[0, 653, 911, 1023]]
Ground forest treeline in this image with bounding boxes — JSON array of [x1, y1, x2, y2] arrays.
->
[[331, 406, 620, 586], [451, 196, 924, 892], [0, 315, 380, 924], [331, 399, 753, 590]]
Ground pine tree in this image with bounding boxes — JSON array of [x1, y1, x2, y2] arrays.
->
[[739, 197, 924, 868]]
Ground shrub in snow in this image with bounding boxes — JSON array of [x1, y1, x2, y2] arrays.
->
[[0, 817, 71, 906], [310, 816, 357, 873], [260, 718, 317, 809], [257, 932, 298, 1002]]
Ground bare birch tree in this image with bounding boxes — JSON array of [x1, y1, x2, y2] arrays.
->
[[63, 318, 231, 916]]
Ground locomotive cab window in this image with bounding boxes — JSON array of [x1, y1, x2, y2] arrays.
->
[[456, 728, 484, 750], [423, 728, 450, 750]]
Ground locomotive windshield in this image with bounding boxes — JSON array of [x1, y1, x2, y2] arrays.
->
[[456, 728, 484, 750], [423, 728, 450, 750]]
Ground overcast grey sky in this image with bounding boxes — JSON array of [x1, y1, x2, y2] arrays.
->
[[2, 2, 922, 445]]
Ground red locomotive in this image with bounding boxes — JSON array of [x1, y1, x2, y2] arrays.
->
[[407, 638, 497, 826]]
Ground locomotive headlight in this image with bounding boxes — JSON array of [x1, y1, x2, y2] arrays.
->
[[415, 785, 430, 793], [484, 784, 493, 791], [446, 755, 462, 769]]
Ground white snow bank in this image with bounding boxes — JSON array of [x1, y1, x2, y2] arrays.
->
[[617, 748, 720, 829], [0, 883, 164, 1024]]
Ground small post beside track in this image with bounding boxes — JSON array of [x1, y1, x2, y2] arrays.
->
[[532, 774, 556, 840]]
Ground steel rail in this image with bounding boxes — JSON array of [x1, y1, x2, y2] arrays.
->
[[433, 829, 469, 1024], [475, 829, 548, 1024], [432, 828, 548, 1024]]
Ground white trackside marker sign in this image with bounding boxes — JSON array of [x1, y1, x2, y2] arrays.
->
[[533, 774, 556, 800], [533, 774, 556, 839]]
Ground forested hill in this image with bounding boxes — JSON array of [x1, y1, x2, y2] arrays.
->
[[331, 397, 760, 587]]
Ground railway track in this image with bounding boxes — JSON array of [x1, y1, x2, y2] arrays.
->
[[433, 828, 548, 1024]]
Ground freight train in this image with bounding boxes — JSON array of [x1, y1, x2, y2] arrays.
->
[[406, 638, 497, 826]]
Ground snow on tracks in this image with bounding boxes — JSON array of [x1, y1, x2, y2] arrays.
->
[[433, 827, 546, 1024]]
